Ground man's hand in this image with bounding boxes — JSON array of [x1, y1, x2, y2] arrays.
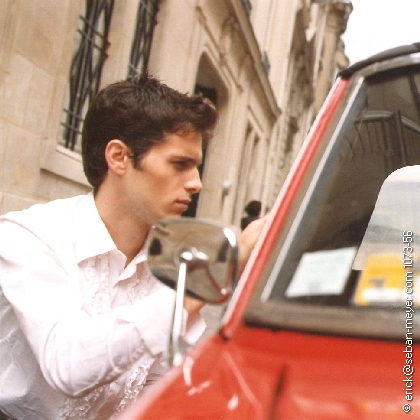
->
[[184, 296, 205, 315]]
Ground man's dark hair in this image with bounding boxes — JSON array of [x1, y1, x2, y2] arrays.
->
[[82, 74, 218, 191]]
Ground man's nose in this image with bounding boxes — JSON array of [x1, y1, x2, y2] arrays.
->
[[186, 168, 202, 194]]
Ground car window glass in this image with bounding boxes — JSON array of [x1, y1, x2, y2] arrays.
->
[[266, 67, 420, 309]]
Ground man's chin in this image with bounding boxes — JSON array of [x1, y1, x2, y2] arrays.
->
[[158, 213, 183, 222]]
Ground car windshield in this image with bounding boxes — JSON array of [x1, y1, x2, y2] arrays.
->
[[245, 58, 420, 340]]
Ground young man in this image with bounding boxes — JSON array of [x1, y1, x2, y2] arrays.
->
[[0, 76, 263, 419]]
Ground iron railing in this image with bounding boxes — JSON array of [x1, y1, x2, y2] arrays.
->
[[128, 0, 160, 78], [61, 0, 115, 151]]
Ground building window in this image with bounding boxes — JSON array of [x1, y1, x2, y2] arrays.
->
[[261, 51, 271, 75], [128, 0, 160, 78], [241, 0, 252, 15], [234, 124, 261, 223], [61, 0, 115, 152]]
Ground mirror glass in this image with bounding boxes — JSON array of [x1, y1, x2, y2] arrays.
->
[[148, 218, 238, 303]]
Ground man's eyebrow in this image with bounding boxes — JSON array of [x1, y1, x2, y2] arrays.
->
[[172, 154, 202, 165]]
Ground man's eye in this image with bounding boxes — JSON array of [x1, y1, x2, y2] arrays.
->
[[173, 161, 188, 170]]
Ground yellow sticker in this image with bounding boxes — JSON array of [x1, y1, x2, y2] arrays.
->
[[354, 254, 417, 305]]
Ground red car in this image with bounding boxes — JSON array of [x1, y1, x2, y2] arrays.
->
[[118, 43, 420, 419]]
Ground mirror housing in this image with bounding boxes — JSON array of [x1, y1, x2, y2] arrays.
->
[[148, 218, 239, 303], [148, 218, 239, 365]]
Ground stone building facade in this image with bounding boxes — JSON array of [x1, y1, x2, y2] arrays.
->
[[0, 0, 352, 227]]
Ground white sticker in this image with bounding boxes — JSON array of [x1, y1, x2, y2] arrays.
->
[[286, 247, 357, 297]]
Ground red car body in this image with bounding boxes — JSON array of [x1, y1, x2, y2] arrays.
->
[[118, 44, 420, 419], [120, 330, 409, 419]]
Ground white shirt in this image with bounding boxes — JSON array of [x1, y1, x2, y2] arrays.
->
[[0, 193, 204, 420]]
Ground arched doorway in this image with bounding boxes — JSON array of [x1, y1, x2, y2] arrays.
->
[[183, 54, 227, 217]]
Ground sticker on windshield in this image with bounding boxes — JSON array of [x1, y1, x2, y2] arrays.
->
[[285, 247, 357, 297], [353, 253, 419, 305]]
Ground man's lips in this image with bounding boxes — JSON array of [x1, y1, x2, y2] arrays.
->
[[175, 199, 191, 210]]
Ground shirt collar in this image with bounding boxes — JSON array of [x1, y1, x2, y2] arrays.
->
[[73, 193, 150, 273], [73, 192, 117, 263], [116, 246, 148, 284]]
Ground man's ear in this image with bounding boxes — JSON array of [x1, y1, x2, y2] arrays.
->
[[104, 139, 130, 175]]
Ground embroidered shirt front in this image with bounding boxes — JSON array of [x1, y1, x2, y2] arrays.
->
[[0, 193, 204, 420]]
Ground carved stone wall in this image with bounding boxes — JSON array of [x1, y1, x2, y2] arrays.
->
[[0, 0, 352, 225]]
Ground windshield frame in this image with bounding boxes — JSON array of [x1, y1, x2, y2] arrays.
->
[[239, 53, 420, 341]]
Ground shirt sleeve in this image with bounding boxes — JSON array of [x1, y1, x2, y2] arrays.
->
[[0, 220, 203, 398]]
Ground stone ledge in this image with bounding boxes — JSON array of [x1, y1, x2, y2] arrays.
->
[[41, 141, 90, 188]]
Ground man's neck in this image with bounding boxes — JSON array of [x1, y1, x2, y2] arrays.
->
[[94, 188, 150, 265]]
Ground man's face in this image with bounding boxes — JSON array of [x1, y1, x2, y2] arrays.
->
[[124, 130, 203, 226]]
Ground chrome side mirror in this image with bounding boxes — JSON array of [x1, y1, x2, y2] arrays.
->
[[148, 218, 239, 365]]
